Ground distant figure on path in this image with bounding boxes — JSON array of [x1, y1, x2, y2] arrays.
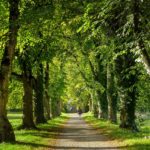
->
[[77, 107, 82, 117]]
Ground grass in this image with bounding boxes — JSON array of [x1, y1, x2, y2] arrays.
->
[[83, 112, 150, 150], [0, 112, 69, 150]]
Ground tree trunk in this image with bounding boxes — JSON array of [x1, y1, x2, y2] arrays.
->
[[96, 58, 108, 119], [89, 98, 93, 112], [97, 90, 108, 119], [89, 53, 108, 119], [51, 99, 61, 118], [107, 64, 117, 123], [57, 100, 61, 116], [44, 63, 51, 120], [90, 92, 99, 118], [119, 90, 137, 131], [115, 50, 138, 131], [34, 64, 46, 124], [20, 65, 36, 129], [0, 0, 19, 142]]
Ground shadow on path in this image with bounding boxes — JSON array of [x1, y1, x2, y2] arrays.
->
[[14, 114, 150, 150], [16, 141, 127, 149], [16, 141, 150, 150], [53, 114, 119, 149]]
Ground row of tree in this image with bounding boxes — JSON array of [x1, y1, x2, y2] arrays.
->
[[0, 0, 150, 143]]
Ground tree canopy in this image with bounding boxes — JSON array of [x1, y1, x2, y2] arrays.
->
[[0, 0, 150, 142]]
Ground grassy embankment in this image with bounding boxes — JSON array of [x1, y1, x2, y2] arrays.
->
[[83, 112, 150, 150], [0, 112, 69, 150]]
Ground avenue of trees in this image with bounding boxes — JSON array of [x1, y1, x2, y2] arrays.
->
[[0, 0, 150, 143]]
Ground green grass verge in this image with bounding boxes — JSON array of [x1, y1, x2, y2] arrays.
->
[[83, 112, 150, 150], [0, 112, 69, 150]]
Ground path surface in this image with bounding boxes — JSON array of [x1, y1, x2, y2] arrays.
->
[[52, 114, 120, 150]]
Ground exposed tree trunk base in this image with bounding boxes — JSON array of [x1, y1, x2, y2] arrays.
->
[[119, 95, 139, 132], [35, 118, 47, 124], [92, 101, 99, 118], [108, 99, 117, 123], [21, 67, 36, 130], [120, 122, 139, 132], [45, 115, 51, 121], [44, 95, 51, 120], [0, 117, 15, 142], [109, 114, 117, 124], [45, 110, 51, 120], [98, 92, 108, 120], [99, 112, 108, 120], [17, 124, 37, 130]]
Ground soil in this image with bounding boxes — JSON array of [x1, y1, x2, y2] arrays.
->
[[49, 114, 121, 150]]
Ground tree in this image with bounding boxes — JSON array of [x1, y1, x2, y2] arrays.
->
[[49, 58, 66, 118], [107, 62, 117, 123], [34, 63, 47, 123], [103, 0, 139, 130], [19, 49, 36, 129], [0, 0, 20, 142], [44, 62, 51, 120]]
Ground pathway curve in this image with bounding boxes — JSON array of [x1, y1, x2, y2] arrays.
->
[[52, 114, 121, 150]]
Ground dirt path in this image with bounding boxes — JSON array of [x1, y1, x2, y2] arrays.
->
[[51, 114, 120, 150]]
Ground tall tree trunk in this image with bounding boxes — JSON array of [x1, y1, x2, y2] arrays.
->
[[34, 64, 46, 124], [93, 102, 99, 118], [107, 64, 117, 123], [97, 90, 108, 119], [51, 99, 61, 118], [90, 91, 98, 118], [44, 62, 51, 120], [115, 50, 138, 131], [89, 98, 93, 112], [0, 0, 19, 142], [58, 100, 61, 116], [96, 58, 108, 119], [20, 64, 36, 129], [88, 54, 108, 119]]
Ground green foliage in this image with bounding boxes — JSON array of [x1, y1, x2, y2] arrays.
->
[[0, 0, 150, 142], [49, 57, 66, 100], [0, 0, 9, 60], [137, 72, 150, 112], [8, 80, 23, 110]]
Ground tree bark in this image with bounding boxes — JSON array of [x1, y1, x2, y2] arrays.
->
[[89, 98, 93, 112], [20, 65, 36, 129], [51, 99, 61, 118], [93, 103, 99, 118], [96, 57, 108, 119], [12, 70, 36, 129], [44, 62, 51, 120], [0, 0, 19, 142], [90, 92, 99, 118], [97, 90, 108, 119], [34, 63, 46, 124], [107, 64, 117, 123], [115, 50, 138, 131]]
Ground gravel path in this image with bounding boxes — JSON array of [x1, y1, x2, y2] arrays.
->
[[52, 114, 120, 150]]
